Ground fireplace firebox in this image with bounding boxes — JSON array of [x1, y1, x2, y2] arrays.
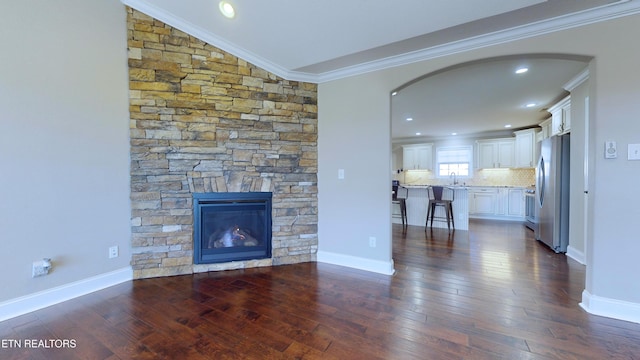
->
[[193, 192, 272, 264]]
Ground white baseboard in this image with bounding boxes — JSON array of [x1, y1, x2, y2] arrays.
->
[[580, 289, 640, 324], [566, 245, 586, 265], [317, 251, 395, 275], [0, 267, 133, 322]]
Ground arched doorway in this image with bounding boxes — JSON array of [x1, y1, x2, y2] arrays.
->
[[390, 54, 591, 264]]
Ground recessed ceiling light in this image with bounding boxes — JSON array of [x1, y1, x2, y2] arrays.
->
[[219, 1, 235, 18], [515, 67, 528, 74], [416, 132, 421, 136], [526, 103, 536, 108], [451, 132, 457, 136], [504, 124, 512, 128], [406, 117, 413, 121]]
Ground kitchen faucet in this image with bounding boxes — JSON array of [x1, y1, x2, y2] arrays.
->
[[450, 172, 458, 185]]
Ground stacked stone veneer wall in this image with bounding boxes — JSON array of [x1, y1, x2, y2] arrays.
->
[[126, 8, 318, 279]]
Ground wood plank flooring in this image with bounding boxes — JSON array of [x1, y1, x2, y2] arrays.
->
[[2, 220, 640, 359]]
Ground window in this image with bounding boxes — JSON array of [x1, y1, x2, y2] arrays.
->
[[436, 146, 472, 177]]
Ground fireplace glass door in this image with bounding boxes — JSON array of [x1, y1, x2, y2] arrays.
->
[[193, 192, 272, 264]]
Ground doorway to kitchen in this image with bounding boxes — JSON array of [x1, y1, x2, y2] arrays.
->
[[390, 54, 592, 266]]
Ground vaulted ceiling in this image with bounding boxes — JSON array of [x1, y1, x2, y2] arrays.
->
[[122, 0, 640, 138]]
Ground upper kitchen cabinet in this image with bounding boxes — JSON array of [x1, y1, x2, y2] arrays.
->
[[514, 128, 538, 168], [402, 143, 433, 170], [537, 118, 552, 142], [549, 95, 571, 136], [476, 138, 514, 169]]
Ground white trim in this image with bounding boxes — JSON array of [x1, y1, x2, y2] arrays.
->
[[315, 1, 640, 82], [0, 267, 133, 322], [563, 69, 590, 91], [566, 245, 586, 265], [566, 245, 587, 265], [121, 0, 640, 83], [580, 289, 640, 324], [317, 251, 395, 276]]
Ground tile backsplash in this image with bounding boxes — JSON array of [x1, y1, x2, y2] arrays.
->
[[396, 168, 535, 187]]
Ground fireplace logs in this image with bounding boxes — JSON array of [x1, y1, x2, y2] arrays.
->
[[209, 225, 259, 248]]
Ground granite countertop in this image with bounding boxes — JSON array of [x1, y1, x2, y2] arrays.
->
[[401, 185, 469, 189], [401, 184, 528, 189]]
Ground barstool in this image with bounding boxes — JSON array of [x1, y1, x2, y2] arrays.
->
[[426, 186, 455, 230], [392, 185, 408, 228]]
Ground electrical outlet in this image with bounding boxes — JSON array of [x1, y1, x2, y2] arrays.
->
[[369, 236, 376, 248], [109, 246, 119, 259], [32, 259, 51, 278], [605, 141, 617, 159]]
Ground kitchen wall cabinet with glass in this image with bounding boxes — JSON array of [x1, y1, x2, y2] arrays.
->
[[402, 143, 433, 170]]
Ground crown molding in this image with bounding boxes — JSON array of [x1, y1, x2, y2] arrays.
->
[[564, 68, 590, 91], [315, 0, 640, 83], [122, 0, 640, 84]]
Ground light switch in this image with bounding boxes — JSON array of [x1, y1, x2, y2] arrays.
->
[[628, 144, 640, 160], [338, 169, 345, 179]]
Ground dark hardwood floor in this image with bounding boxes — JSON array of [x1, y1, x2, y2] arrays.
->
[[2, 220, 640, 359]]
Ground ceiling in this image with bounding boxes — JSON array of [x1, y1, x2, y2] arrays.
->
[[391, 56, 589, 141], [122, 0, 640, 138]]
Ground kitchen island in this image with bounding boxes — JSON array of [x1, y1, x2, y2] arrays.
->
[[393, 186, 469, 230]]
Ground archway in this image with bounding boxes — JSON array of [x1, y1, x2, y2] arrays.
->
[[390, 54, 591, 265]]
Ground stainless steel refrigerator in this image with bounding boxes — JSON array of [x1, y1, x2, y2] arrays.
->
[[535, 134, 570, 253]]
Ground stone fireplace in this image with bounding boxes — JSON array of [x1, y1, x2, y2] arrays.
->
[[127, 8, 318, 279]]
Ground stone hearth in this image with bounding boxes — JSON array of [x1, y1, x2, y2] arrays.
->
[[126, 8, 318, 279]]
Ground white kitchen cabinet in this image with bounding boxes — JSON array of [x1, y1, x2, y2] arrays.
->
[[563, 104, 571, 133], [537, 118, 552, 142], [476, 142, 496, 169], [514, 129, 538, 168], [469, 188, 498, 215], [402, 143, 433, 170], [495, 188, 508, 215], [497, 140, 515, 168], [469, 187, 525, 220], [507, 188, 525, 217], [476, 138, 514, 168], [472, 193, 496, 214], [549, 95, 571, 136]]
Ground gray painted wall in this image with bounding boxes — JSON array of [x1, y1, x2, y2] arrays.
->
[[0, 1, 131, 302], [319, 14, 640, 309]]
